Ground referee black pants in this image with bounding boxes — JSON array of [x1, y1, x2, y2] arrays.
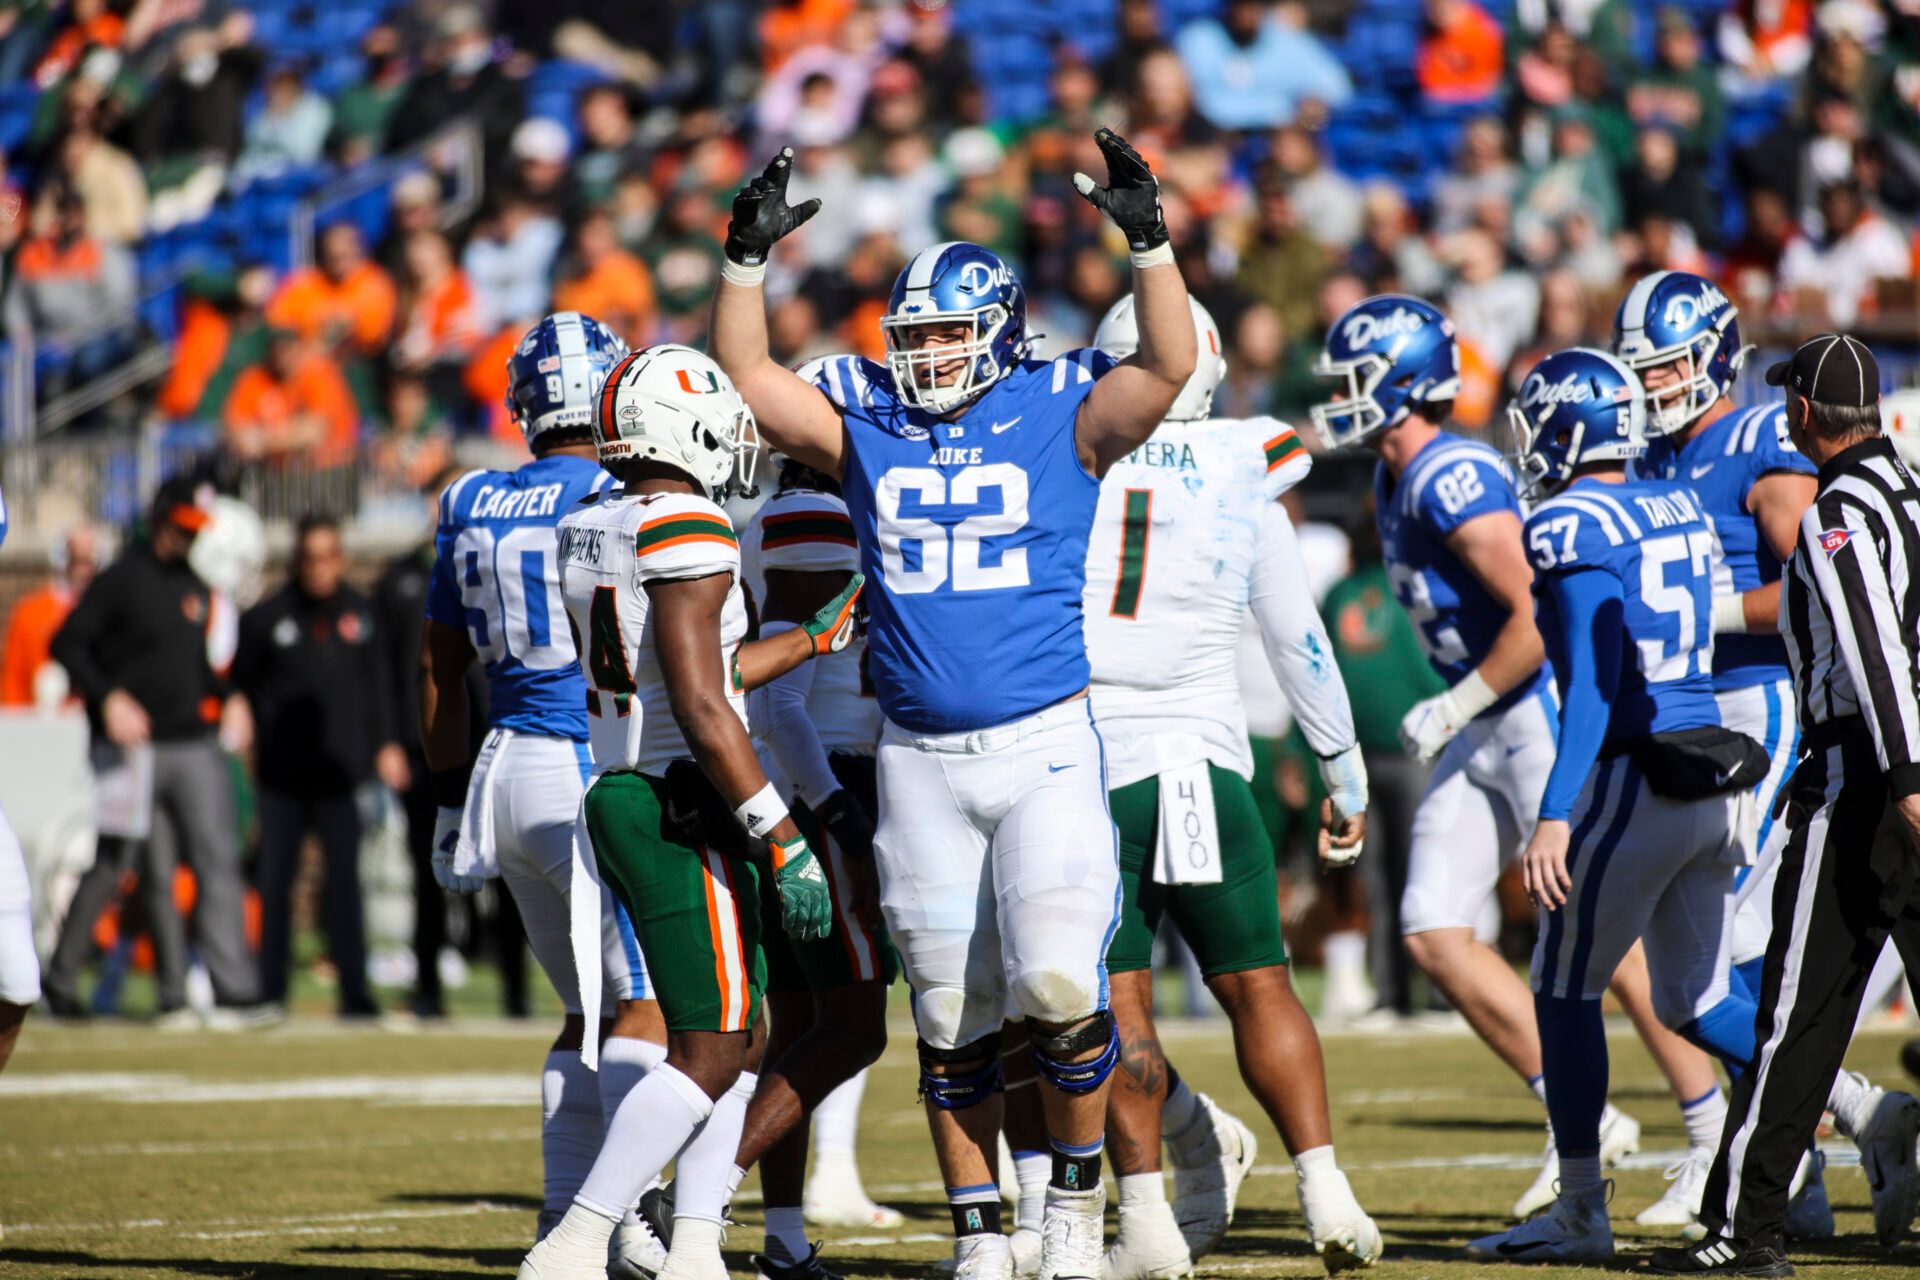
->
[[1700, 732, 1920, 1246]]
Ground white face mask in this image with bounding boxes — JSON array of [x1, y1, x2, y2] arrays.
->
[[448, 41, 489, 76], [181, 53, 218, 86]]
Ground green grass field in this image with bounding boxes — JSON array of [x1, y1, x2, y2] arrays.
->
[[4, 1011, 1920, 1279]]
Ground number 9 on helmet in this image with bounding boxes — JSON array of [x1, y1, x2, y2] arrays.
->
[[594, 344, 761, 504], [506, 312, 630, 448]]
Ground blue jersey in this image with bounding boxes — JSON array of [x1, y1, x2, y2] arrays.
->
[[1374, 432, 1548, 716], [425, 453, 614, 739], [808, 349, 1115, 734], [1635, 404, 1815, 690]]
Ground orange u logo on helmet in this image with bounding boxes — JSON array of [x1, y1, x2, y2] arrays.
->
[[676, 368, 721, 394]]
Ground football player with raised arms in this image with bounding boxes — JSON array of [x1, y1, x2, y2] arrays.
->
[[1616, 271, 1920, 1235], [419, 312, 668, 1274], [1313, 296, 1734, 1217], [520, 344, 863, 1280], [1085, 294, 1381, 1277], [1466, 348, 1770, 1262], [709, 130, 1197, 1280]]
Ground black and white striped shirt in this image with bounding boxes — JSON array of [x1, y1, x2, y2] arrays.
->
[[1781, 436, 1920, 795]]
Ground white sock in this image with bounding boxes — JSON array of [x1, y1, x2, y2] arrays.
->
[[539, 1200, 621, 1267], [1559, 1153, 1602, 1194], [764, 1204, 809, 1264], [1324, 931, 1366, 981], [599, 1035, 668, 1134], [1681, 1086, 1727, 1153], [1292, 1144, 1340, 1195], [666, 1215, 726, 1272], [1116, 1171, 1166, 1210], [1828, 1069, 1878, 1140], [577, 1063, 715, 1219], [727, 1163, 749, 1203], [1527, 1073, 1549, 1106], [676, 1071, 758, 1223], [812, 1068, 866, 1158], [1012, 1147, 1050, 1231], [542, 1048, 605, 1217]]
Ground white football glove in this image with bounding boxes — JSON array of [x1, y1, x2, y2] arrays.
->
[[1317, 745, 1369, 868], [1397, 671, 1499, 763], [431, 806, 487, 894]]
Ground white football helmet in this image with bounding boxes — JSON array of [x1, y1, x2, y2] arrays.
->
[[1093, 294, 1226, 422], [595, 344, 760, 502], [187, 494, 267, 606], [1883, 388, 1920, 470]]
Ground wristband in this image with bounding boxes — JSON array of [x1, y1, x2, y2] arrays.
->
[[429, 765, 471, 809], [1129, 243, 1175, 270], [1712, 593, 1750, 636], [721, 258, 767, 287], [1440, 669, 1500, 725], [734, 780, 790, 841]]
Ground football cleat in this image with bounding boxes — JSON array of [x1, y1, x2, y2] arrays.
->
[[521, 1230, 615, 1280], [1169, 1093, 1258, 1258], [1298, 1167, 1383, 1274], [1646, 1234, 1793, 1276], [754, 1243, 843, 1280], [1038, 1184, 1105, 1280], [1010, 1225, 1042, 1279], [1103, 1195, 1193, 1280], [1854, 1085, 1920, 1244], [658, 1219, 730, 1280], [611, 1209, 670, 1279], [1513, 1105, 1639, 1219], [952, 1232, 1016, 1280], [1636, 1148, 1713, 1228], [1784, 1149, 1833, 1241], [1467, 1182, 1613, 1264]]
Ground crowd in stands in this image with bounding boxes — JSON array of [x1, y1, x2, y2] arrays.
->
[[4, 0, 1920, 484]]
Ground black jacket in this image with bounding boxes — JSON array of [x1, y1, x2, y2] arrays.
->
[[233, 582, 396, 792], [51, 541, 223, 743]]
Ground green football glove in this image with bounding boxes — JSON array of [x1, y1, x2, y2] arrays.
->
[[771, 833, 833, 941], [800, 573, 864, 656]]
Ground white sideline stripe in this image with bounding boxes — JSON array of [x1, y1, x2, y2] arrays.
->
[[1244, 1140, 1857, 1179], [6, 1202, 526, 1235], [0, 1071, 537, 1106], [8, 1126, 528, 1159]]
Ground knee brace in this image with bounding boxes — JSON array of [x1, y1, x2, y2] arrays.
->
[[918, 1034, 1004, 1111], [1028, 1010, 1118, 1095]]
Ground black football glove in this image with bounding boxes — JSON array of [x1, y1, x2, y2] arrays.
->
[[815, 788, 875, 862], [725, 147, 822, 267], [1072, 128, 1169, 254]]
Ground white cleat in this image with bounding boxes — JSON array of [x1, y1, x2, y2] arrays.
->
[[1634, 1148, 1712, 1228], [1468, 1182, 1613, 1264], [952, 1232, 1016, 1280], [1103, 1197, 1193, 1280], [521, 1230, 614, 1280], [1010, 1226, 1042, 1280], [659, 1219, 732, 1280], [611, 1210, 670, 1279], [804, 1155, 905, 1229], [1039, 1184, 1106, 1280], [1512, 1105, 1639, 1220], [1854, 1084, 1920, 1244], [1785, 1148, 1834, 1241], [1169, 1094, 1258, 1259], [1298, 1168, 1383, 1274]]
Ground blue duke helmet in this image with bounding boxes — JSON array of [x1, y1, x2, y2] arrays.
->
[[880, 240, 1030, 414], [1505, 347, 1647, 501], [505, 311, 630, 448], [1611, 270, 1750, 436], [1310, 294, 1461, 448]]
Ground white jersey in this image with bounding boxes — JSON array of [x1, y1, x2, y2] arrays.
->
[[557, 489, 750, 777], [740, 487, 880, 756], [1086, 417, 1353, 789]]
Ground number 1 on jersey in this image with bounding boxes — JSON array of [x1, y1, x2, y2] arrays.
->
[[1109, 488, 1152, 618]]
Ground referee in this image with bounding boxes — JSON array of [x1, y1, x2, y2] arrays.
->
[[1656, 334, 1920, 1275]]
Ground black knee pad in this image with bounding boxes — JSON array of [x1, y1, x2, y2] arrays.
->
[[1028, 1009, 1118, 1094], [918, 1034, 1004, 1110]]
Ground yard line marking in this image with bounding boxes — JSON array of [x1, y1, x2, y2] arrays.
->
[[0, 1071, 537, 1106], [5, 1202, 527, 1235], [6, 1126, 529, 1159]]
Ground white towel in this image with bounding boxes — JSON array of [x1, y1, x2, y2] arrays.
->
[[1152, 759, 1222, 885]]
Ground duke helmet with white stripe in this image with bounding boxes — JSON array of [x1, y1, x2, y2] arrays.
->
[[1611, 270, 1750, 437], [1092, 293, 1225, 422], [595, 344, 761, 503], [1505, 348, 1648, 502], [1310, 294, 1460, 448], [880, 241, 1030, 415], [506, 311, 629, 448]]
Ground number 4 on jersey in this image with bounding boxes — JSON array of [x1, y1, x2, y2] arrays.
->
[[582, 585, 635, 716]]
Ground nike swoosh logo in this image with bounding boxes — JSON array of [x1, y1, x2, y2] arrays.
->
[[992, 417, 1021, 434], [1495, 1240, 1556, 1256], [1691, 464, 1715, 478], [1047, 762, 1074, 773]]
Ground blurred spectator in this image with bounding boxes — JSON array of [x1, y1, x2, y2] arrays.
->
[[1418, 0, 1504, 105], [234, 515, 403, 1019], [1620, 124, 1715, 249], [1776, 177, 1908, 324], [939, 128, 1020, 262], [1432, 116, 1519, 234], [1725, 184, 1800, 307], [32, 0, 122, 88], [572, 85, 646, 210], [1719, 0, 1815, 94], [1502, 268, 1595, 397], [370, 369, 452, 493], [134, 16, 261, 230], [1175, 0, 1352, 130], [856, 130, 944, 251], [1514, 20, 1577, 112], [463, 187, 564, 338], [1444, 226, 1539, 379], [1348, 182, 1445, 295], [232, 63, 333, 184], [377, 171, 444, 280], [510, 117, 574, 215], [1, 521, 100, 707], [898, 6, 973, 127], [553, 206, 658, 347], [1101, 0, 1165, 94], [638, 188, 722, 329], [158, 263, 277, 422], [6, 188, 136, 386], [1213, 299, 1291, 419], [388, 5, 524, 163], [267, 222, 396, 357], [1513, 106, 1621, 256], [42, 113, 144, 244], [1127, 47, 1211, 157], [222, 330, 358, 467], [759, 0, 854, 73], [1798, 87, 1864, 220], [758, 6, 883, 146], [1234, 166, 1329, 342], [1626, 9, 1724, 159], [1272, 124, 1362, 253], [393, 229, 479, 372], [329, 23, 411, 166], [767, 291, 832, 367]]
